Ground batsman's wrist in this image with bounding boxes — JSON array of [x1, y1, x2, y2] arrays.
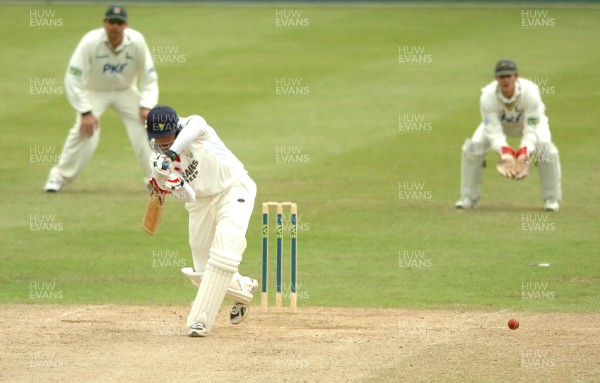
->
[[165, 150, 178, 161], [81, 111, 92, 116]]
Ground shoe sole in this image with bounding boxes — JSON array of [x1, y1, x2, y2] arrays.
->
[[230, 305, 249, 325], [188, 329, 207, 337]]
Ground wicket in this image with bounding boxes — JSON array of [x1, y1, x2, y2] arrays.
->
[[261, 202, 298, 313]]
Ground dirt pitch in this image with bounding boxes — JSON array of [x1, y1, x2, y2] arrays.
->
[[1, 305, 599, 382]]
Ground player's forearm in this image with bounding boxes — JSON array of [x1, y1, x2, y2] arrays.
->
[[138, 69, 158, 109], [483, 123, 508, 154], [138, 43, 159, 109], [65, 75, 92, 114], [65, 43, 93, 114], [519, 133, 537, 154]]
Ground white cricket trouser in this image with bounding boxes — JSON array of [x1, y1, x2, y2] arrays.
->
[[185, 175, 257, 273], [50, 87, 152, 184], [461, 122, 561, 202]]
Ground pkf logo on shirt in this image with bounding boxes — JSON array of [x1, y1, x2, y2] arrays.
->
[[103, 63, 127, 73]]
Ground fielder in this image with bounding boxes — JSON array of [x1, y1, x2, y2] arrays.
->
[[146, 105, 258, 337], [45, 5, 158, 192], [455, 59, 562, 211]]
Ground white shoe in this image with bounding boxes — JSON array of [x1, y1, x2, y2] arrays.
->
[[544, 200, 559, 212], [455, 198, 478, 209], [188, 322, 207, 337], [229, 278, 257, 325], [238, 277, 259, 297], [230, 303, 249, 325], [44, 178, 64, 193]]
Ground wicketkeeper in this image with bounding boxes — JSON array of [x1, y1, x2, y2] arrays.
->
[[146, 105, 258, 337], [455, 59, 562, 211]]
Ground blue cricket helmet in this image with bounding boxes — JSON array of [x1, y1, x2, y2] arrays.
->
[[146, 105, 179, 138]]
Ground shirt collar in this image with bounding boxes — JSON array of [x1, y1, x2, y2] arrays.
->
[[102, 29, 131, 53], [497, 79, 522, 105]]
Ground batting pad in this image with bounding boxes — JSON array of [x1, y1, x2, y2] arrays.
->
[[186, 250, 240, 330], [460, 139, 486, 201], [536, 143, 562, 202]]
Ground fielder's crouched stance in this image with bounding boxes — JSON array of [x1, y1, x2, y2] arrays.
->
[[146, 105, 258, 337], [456, 59, 562, 212]]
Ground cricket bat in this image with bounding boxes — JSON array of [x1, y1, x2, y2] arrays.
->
[[142, 189, 167, 235]]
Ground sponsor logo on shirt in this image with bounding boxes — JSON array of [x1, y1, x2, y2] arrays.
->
[[500, 108, 523, 124], [69, 66, 82, 77], [102, 63, 128, 73], [182, 160, 199, 183]]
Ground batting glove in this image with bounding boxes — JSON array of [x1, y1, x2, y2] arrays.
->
[[149, 177, 170, 194], [160, 173, 185, 191], [150, 153, 172, 182]]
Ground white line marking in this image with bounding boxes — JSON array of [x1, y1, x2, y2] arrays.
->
[[47, 304, 114, 321]]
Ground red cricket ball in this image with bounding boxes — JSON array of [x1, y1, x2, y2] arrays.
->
[[508, 318, 519, 330]]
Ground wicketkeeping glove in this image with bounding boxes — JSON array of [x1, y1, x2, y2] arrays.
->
[[496, 146, 517, 179], [514, 147, 530, 180]]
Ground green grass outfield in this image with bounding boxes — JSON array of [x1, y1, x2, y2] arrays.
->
[[1, 3, 599, 312]]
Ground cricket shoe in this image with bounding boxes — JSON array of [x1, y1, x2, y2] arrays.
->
[[544, 200, 560, 212], [455, 197, 478, 209], [44, 177, 64, 193], [230, 303, 249, 325], [188, 322, 208, 337], [229, 277, 258, 325]]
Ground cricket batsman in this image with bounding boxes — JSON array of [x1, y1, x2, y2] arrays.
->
[[455, 59, 562, 211], [45, 5, 158, 192], [146, 105, 258, 337]]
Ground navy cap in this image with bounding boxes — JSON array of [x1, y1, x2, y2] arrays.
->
[[105, 5, 127, 22], [495, 59, 518, 76], [146, 106, 179, 138]]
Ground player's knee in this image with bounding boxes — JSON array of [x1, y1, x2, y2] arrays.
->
[[210, 222, 247, 264], [535, 143, 560, 166], [208, 248, 241, 274], [462, 139, 486, 158], [536, 142, 559, 154]]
